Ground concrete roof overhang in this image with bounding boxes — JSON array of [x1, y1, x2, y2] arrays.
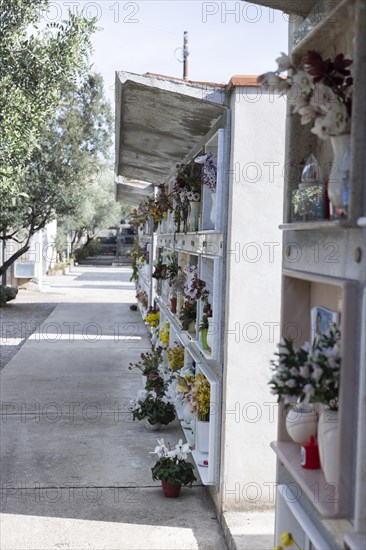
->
[[115, 72, 227, 190], [245, 0, 317, 16], [115, 178, 154, 207]]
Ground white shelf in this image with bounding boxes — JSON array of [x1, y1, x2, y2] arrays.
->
[[271, 441, 346, 518]]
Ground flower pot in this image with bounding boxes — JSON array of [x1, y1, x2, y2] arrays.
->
[[210, 192, 216, 226], [206, 317, 214, 354], [328, 134, 351, 216], [161, 480, 181, 498], [144, 418, 161, 431], [318, 409, 339, 484], [188, 320, 196, 334], [285, 406, 317, 444], [170, 297, 177, 313], [196, 418, 209, 453], [201, 327, 209, 350]]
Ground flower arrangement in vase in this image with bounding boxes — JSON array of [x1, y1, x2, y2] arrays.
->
[[269, 337, 317, 443], [166, 344, 185, 372], [190, 373, 210, 453], [259, 51, 353, 215], [199, 302, 212, 352], [258, 51, 352, 140], [145, 307, 160, 328], [173, 161, 202, 233], [270, 325, 342, 481], [150, 438, 196, 497], [136, 288, 148, 310], [159, 322, 170, 347]]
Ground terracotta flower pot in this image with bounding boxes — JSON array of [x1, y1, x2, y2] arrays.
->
[[161, 480, 181, 498]]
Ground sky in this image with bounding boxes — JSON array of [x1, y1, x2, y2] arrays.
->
[[43, 1, 289, 106]]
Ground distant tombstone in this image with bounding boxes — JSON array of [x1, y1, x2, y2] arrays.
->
[[14, 262, 36, 278]]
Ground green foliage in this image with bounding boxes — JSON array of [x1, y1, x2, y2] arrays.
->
[[151, 457, 196, 486], [132, 393, 176, 425], [73, 239, 102, 262], [59, 164, 120, 250], [128, 348, 163, 377], [0, 1, 96, 190], [0, 70, 113, 275]]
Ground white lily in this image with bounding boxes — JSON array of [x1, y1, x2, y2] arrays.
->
[[276, 52, 292, 72]]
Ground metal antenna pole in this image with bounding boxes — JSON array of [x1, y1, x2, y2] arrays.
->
[[183, 31, 188, 80]]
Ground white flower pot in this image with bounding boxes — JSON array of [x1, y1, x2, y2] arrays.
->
[[318, 409, 339, 484], [285, 406, 318, 444], [196, 419, 209, 453], [183, 401, 193, 425], [210, 192, 216, 226], [144, 419, 161, 431]]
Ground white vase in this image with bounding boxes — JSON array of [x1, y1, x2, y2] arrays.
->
[[285, 406, 318, 444], [196, 419, 209, 453], [210, 192, 216, 226], [206, 317, 214, 354], [328, 134, 351, 212], [189, 201, 201, 231], [318, 409, 339, 484], [183, 401, 192, 425]]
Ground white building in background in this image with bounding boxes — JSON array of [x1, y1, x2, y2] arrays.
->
[[1, 220, 57, 289], [115, 69, 285, 544]]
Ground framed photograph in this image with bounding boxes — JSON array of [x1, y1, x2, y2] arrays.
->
[[311, 306, 340, 344]]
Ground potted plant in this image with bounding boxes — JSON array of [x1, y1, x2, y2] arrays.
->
[[269, 337, 317, 443], [130, 390, 176, 430], [301, 326, 341, 483], [129, 347, 168, 391], [179, 301, 197, 332], [150, 438, 196, 497]]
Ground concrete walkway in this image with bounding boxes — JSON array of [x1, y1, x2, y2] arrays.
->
[[0, 267, 227, 550]]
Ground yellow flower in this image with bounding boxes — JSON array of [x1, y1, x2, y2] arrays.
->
[[159, 322, 170, 345], [167, 345, 184, 371], [280, 532, 295, 547], [274, 546, 284, 550]]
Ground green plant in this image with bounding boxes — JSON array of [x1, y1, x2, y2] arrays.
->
[[179, 301, 196, 330], [269, 338, 310, 406], [303, 326, 341, 411], [166, 345, 185, 372], [130, 391, 176, 425], [151, 439, 197, 486], [128, 348, 162, 377], [269, 326, 341, 410], [199, 302, 212, 331], [136, 288, 148, 309]]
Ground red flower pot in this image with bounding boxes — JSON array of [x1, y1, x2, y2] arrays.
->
[[170, 297, 177, 313], [161, 480, 181, 498]]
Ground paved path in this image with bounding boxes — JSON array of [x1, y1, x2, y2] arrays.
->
[[0, 267, 226, 550]]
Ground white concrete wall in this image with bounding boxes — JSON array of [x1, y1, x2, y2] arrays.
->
[[219, 87, 286, 511]]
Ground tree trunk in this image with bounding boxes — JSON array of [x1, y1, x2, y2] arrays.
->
[[0, 244, 31, 277]]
